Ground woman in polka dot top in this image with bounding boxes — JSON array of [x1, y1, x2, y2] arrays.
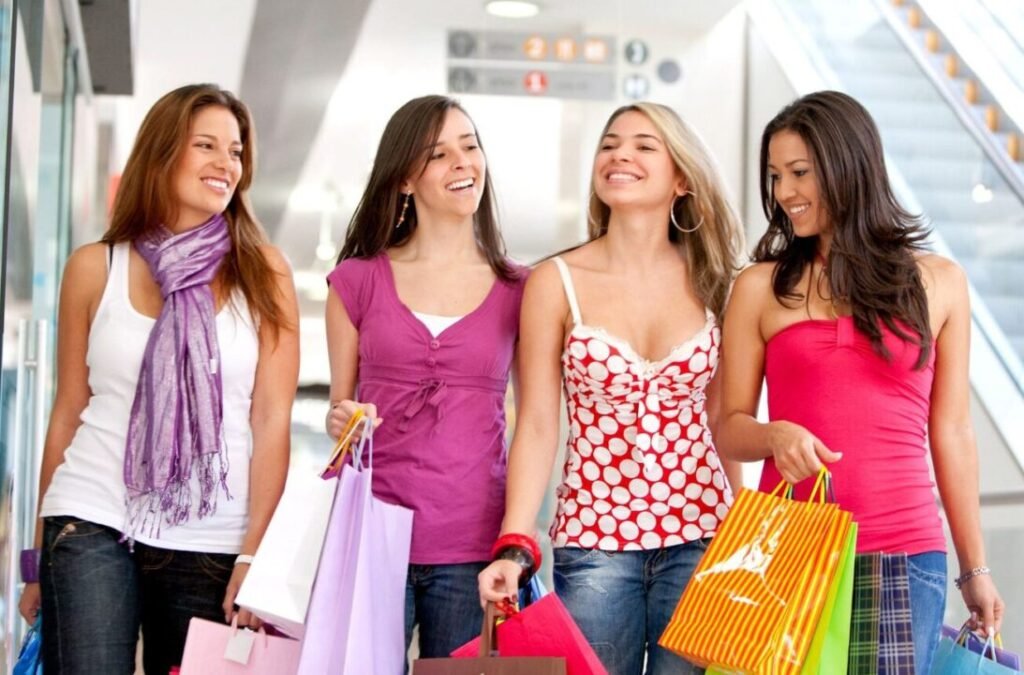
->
[[479, 102, 745, 674]]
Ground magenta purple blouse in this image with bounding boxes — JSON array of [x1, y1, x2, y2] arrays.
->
[[327, 254, 527, 564]]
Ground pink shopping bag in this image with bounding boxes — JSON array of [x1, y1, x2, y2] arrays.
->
[[451, 593, 608, 675], [179, 617, 300, 674], [296, 422, 414, 675]]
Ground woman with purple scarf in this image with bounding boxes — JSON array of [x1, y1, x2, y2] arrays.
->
[[17, 84, 299, 674]]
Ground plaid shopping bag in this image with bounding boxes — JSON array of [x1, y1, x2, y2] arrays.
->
[[878, 553, 915, 674], [847, 554, 882, 674]]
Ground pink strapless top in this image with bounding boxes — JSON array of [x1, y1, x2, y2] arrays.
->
[[759, 317, 945, 555]]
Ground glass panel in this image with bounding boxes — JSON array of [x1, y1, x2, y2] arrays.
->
[[0, 0, 75, 667]]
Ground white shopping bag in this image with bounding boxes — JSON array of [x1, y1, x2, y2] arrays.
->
[[235, 468, 337, 638]]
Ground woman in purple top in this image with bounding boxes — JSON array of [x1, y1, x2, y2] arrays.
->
[[324, 95, 527, 659]]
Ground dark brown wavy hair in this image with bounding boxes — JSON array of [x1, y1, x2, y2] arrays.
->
[[337, 95, 516, 281], [754, 90, 932, 367], [102, 83, 289, 339]]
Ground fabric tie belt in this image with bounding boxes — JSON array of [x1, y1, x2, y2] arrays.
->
[[399, 378, 448, 432], [359, 364, 507, 433]]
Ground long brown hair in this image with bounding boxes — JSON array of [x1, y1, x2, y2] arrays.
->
[[337, 95, 517, 281], [754, 90, 932, 367], [586, 102, 744, 320], [102, 83, 289, 338]]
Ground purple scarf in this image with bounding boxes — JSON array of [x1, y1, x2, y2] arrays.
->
[[124, 213, 233, 538]]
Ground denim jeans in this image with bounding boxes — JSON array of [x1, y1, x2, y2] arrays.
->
[[39, 515, 236, 675], [404, 561, 487, 659], [907, 551, 947, 675], [553, 540, 709, 675], [135, 540, 236, 674], [40, 517, 140, 674]]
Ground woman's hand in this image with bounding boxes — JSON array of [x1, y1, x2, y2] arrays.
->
[[19, 582, 41, 623], [478, 560, 523, 607], [222, 564, 262, 629], [768, 420, 843, 484], [961, 573, 1004, 637], [325, 400, 381, 440]]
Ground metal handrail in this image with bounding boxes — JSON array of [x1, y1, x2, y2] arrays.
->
[[873, 0, 1024, 204]]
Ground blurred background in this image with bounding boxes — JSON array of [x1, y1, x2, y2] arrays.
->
[[1, 0, 1022, 667]]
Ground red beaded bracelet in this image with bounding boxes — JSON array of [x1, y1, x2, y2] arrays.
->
[[490, 532, 542, 571]]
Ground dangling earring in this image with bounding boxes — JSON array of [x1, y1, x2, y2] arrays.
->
[[395, 192, 412, 229], [670, 191, 704, 233]]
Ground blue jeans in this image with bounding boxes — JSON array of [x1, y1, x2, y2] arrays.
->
[[39, 515, 236, 675], [553, 541, 708, 675], [404, 561, 487, 659], [907, 551, 947, 675]]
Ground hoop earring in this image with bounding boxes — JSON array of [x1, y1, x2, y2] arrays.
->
[[395, 192, 412, 229], [670, 191, 704, 233]]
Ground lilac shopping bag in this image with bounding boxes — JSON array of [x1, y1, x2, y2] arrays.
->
[[179, 617, 300, 674], [296, 421, 413, 675]]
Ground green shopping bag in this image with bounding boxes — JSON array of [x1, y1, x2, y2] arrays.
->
[[803, 523, 856, 674]]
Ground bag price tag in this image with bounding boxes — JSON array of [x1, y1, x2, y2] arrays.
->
[[224, 628, 256, 664]]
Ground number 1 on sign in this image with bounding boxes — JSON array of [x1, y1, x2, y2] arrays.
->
[[524, 71, 548, 95]]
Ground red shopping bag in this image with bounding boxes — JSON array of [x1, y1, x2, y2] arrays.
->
[[450, 593, 608, 675], [179, 617, 300, 674]]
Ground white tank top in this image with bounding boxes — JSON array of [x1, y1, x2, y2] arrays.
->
[[41, 242, 259, 553]]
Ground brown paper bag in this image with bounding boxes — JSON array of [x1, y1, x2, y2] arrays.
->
[[413, 603, 566, 674]]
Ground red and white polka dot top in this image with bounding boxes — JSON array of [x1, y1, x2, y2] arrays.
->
[[549, 257, 734, 551]]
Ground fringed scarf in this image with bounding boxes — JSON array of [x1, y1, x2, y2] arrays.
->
[[123, 213, 232, 539]]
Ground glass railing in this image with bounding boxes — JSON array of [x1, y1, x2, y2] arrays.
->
[[962, 0, 1024, 91], [772, 0, 1024, 392]]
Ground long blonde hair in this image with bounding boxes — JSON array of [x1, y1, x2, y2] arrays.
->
[[586, 102, 744, 319]]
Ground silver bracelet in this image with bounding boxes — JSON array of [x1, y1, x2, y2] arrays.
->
[[954, 566, 990, 590], [235, 554, 255, 566]]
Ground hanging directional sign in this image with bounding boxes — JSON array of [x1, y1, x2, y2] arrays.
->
[[447, 65, 615, 100], [447, 30, 616, 66], [446, 29, 617, 100]]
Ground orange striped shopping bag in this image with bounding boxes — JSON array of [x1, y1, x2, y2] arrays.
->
[[659, 473, 854, 674]]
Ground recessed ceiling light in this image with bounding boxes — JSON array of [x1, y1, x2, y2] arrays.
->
[[485, 1, 540, 18]]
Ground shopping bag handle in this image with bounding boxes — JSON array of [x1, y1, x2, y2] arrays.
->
[[320, 408, 366, 479], [955, 621, 1004, 658], [770, 467, 834, 503], [349, 415, 374, 471], [479, 602, 499, 657], [478, 600, 518, 658]]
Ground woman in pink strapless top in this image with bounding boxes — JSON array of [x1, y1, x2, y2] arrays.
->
[[717, 91, 1003, 675]]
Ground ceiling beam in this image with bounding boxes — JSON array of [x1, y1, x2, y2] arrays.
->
[[239, 0, 372, 236]]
